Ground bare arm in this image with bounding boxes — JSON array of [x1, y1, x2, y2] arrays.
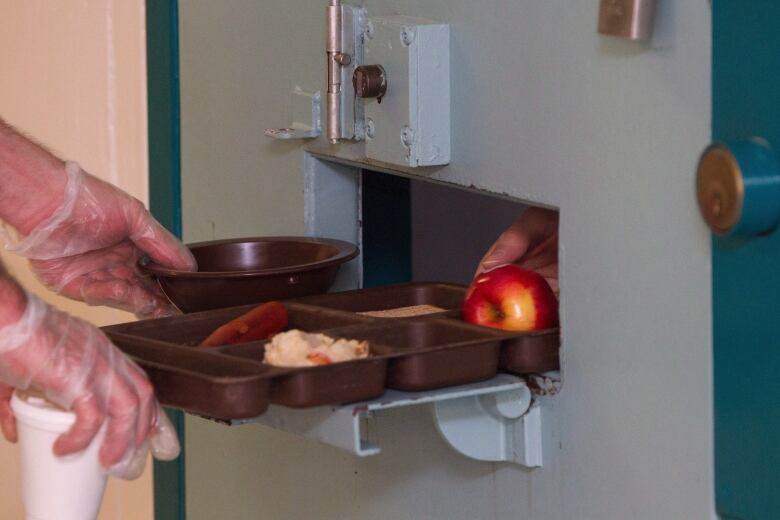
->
[[0, 118, 68, 235]]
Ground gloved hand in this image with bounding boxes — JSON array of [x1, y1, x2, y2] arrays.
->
[[3, 162, 196, 318], [476, 207, 559, 294], [0, 288, 179, 479]]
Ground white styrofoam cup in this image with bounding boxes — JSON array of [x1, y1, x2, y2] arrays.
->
[[10, 391, 108, 520]]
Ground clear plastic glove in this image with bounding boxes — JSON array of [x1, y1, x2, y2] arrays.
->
[[0, 290, 179, 479], [3, 162, 196, 318], [476, 207, 559, 294]]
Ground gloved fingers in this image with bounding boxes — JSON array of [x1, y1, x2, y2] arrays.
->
[[98, 371, 142, 469], [4, 163, 193, 273], [80, 278, 174, 318], [53, 392, 104, 456], [107, 264, 136, 281], [149, 404, 180, 461], [30, 242, 177, 318], [128, 209, 196, 272], [123, 364, 155, 447], [107, 442, 149, 480], [29, 241, 138, 294], [0, 384, 17, 443], [104, 369, 176, 479]]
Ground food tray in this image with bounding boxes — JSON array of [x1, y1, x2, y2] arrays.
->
[[292, 282, 465, 316], [103, 283, 559, 420], [295, 282, 559, 373], [105, 302, 374, 346]]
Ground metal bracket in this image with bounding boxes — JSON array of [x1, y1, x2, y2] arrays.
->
[[236, 374, 542, 468], [433, 384, 542, 467], [265, 88, 322, 140]]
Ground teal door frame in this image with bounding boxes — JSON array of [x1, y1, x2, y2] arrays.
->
[[146, 1, 186, 518], [712, 1, 780, 518]]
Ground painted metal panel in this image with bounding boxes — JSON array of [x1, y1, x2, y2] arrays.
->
[[179, 1, 713, 518], [364, 16, 451, 166], [712, 2, 780, 518]]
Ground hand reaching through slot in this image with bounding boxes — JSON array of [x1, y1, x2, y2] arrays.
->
[[476, 207, 559, 295]]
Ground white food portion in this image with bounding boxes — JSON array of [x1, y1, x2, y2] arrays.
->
[[263, 329, 370, 367]]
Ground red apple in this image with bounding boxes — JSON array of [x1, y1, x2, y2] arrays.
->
[[463, 265, 558, 331]]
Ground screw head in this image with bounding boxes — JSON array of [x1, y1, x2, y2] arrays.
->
[[334, 53, 352, 66], [400, 26, 416, 46], [400, 126, 414, 147], [366, 119, 376, 139]]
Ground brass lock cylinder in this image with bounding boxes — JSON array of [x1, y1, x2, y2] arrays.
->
[[696, 139, 780, 237]]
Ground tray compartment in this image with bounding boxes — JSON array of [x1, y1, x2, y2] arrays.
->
[[218, 341, 390, 408], [293, 282, 467, 317], [108, 337, 272, 419], [103, 302, 370, 347], [498, 329, 560, 374], [325, 320, 502, 391], [434, 317, 561, 374]]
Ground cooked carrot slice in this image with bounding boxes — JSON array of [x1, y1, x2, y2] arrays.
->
[[199, 301, 288, 347], [305, 352, 333, 365]]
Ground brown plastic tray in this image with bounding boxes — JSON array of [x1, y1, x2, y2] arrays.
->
[[103, 302, 373, 347], [293, 282, 466, 316], [112, 337, 272, 419], [216, 341, 392, 408], [297, 282, 559, 374], [103, 282, 560, 419], [321, 320, 502, 391], [497, 328, 560, 374]]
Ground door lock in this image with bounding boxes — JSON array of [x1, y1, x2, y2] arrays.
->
[[353, 65, 387, 103], [696, 139, 780, 236]]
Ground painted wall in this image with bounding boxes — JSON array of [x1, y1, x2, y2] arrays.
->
[[180, 1, 713, 518], [0, 1, 153, 518]]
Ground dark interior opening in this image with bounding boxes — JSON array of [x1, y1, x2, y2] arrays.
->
[[361, 169, 531, 288]]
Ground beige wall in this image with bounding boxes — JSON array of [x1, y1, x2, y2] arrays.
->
[[0, 1, 153, 518]]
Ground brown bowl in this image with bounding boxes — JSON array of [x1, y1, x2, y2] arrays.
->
[[142, 236, 358, 313]]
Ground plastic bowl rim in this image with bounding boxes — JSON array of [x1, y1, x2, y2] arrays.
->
[[140, 236, 359, 278]]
